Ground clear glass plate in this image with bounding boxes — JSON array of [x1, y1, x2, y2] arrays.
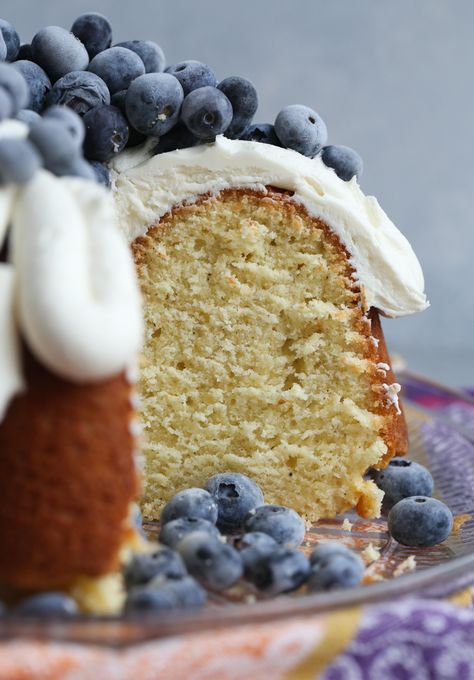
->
[[2, 373, 474, 647]]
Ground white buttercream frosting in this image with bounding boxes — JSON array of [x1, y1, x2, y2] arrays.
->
[[11, 171, 143, 383], [111, 136, 428, 318]]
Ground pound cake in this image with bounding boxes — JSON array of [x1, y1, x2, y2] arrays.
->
[[0, 117, 142, 610], [111, 137, 428, 522]]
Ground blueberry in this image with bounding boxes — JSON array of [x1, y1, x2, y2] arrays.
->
[[181, 86, 233, 140], [241, 123, 282, 146], [0, 138, 42, 184], [246, 548, 310, 595], [83, 104, 129, 162], [205, 472, 264, 533], [153, 122, 197, 154], [0, 63, 29, 113], [0, 32, 6, 62], [374, 458, 434, 512], [176, 531, 243, 591], [12, 60, 51, 113], [160, 488, 218, 526], [123, 547, 187, 589], [217, 76, 258, 139], [48, 156, 97, 181], [31, 26, 89, 83], [307, 543, 365, 592], [14, 592, 78, 618], [88, 46, 145, 95], [16, 109, 41, 126], [29, 118, 81, 169], [235, 531, 278, 574], [274, 104, 327, 157], [90, 160, 111, 187], [71, 13, 112, 59], [45, 70, 110, 115], [124, 585, 176, 615], [321, 145, 363, 181], [0, 19, 20, 62], [116, 40, 165, 74], [17, 44, 33, 61], [0, 88, 14, 121], [388, 496, 453, 547], [43, 105, 85, 146], [167, 60, 216, 96], [150, 574, 207, 609], [110, 89, 146, 147], [244, 505, 306, 548], [159, 516, 220, 548], [125, 72, 183, 136]]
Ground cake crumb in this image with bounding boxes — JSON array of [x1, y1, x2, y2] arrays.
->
[[394, 555, 417, 577], [245, 594, 257, 604], [342, 518, 353, 532], [361, 543, 381, 563], [362, 572, 385, 584]]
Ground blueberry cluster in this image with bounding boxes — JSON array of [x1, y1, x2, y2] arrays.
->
[[0, 13, 363, 187], [373, 457, 453, 547], [1, 461, 455, 618]]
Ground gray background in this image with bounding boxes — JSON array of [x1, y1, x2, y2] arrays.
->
[[4, 0, 473, 385]]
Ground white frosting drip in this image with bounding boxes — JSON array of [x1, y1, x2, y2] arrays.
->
[[11, 171, 143, 383], [111, 136, 428, 318], [383, 382, 402, 415], [0, 266, 24, 419]]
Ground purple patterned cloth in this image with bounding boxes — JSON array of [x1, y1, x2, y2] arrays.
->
[[322, 599, 474, 679]]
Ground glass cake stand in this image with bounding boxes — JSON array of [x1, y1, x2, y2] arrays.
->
[[2, 372, 474, 647]]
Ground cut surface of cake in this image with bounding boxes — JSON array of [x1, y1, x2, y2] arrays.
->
[[112, 137, 428, 521]]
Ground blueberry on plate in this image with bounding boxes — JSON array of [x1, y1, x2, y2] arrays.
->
[[14, 592, 78, 618], [246, 547, 310, 595], [43, 105, 85, 146], [0, 63, 29, 113], [0, 19, 20, 62], [205, 472, 264, 533], [167, 60, 217, 96], [176, 531, 243, 591], [71, 12, 113, 59], [152, 122, 197, 154], [0, 89, 13, 120], [181, 86, 233, 140], [125, 72, 183, 136], [240, 123, 282, 146], [116, 40, 166, 74], [16, 109, 42, 126], [12, 60, 51, 112], [45, 70, 110, 115], [150, 573, 207, 608], [217, 76, 258, 139], [124, 585, 176, 615], [123, 547, 187, 589], [235, 531, 278, 574], [274, 104, 327, 157], [82, 104, 129, 162], [0, 137, 42, 184], [89, 160, 111, 187], [307, 542, 365, 592], [159, 516, 220, 548], [88, 46, 145, 95], [160, 488, 218, 526], [374, 458, 434, 512], [244, 504, 306, 548], [388, 496, 453, 547], [0, 32, 6, 62], [31, 26, 89, 82], [321, 145, 363, 181]]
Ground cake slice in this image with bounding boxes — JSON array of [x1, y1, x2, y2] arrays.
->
[[112, 137, 428, 521]]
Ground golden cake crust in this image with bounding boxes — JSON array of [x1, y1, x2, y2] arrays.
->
[[133, 186, 408, 520], [0, 347, 139, 591]]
